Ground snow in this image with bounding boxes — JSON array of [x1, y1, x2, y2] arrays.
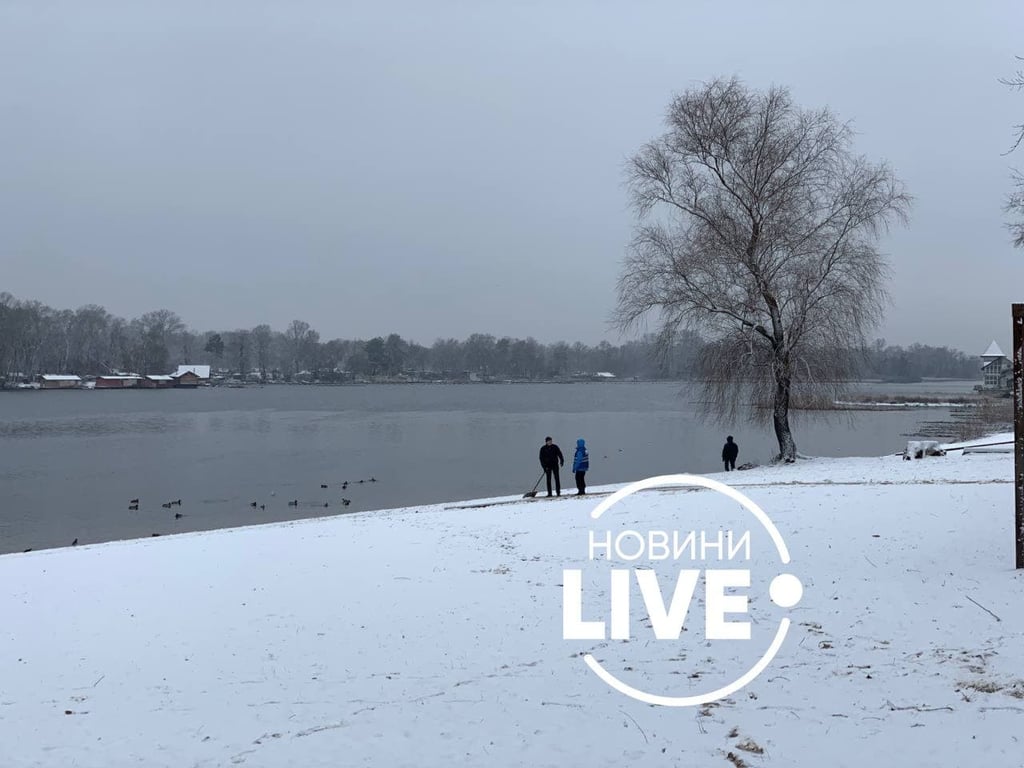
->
[[2, 442, 1024, 767], [38, 374, 81, 382], [834, 400, 972, 408], [903, 440, 943, 459]]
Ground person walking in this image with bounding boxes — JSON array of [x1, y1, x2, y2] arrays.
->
[[572, 438, 590, 495], [538, 436, 564, 497], [722, 435, 739, 471]]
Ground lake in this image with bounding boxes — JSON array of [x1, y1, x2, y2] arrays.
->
[[0, 381, 975, 554]]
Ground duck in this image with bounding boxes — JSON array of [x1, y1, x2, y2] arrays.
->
[[320, 484, 328, 489], [341, 498, 351, 506], [250, 501, 257, 508], [128, 503, 139, 511], [161, 502, 173, 509], [71, 538, 78, 546], [174, 512, 184, 519], [288, 500, 299, 507], [129, 498, 139, 504]]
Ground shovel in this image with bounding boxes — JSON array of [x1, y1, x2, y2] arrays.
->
[[523, 471, 545, 498]]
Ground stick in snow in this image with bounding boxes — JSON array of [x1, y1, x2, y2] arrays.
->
[[964, 595, 1002, 622], [621, 710, 649, 743], [885, 700, 954, 712]]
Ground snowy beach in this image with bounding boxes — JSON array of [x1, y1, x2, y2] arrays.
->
[[2, 436, 1023, 768]]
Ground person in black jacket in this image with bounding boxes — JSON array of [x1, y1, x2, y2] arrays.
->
[[539, 436, 564, 497], [722, 435, 739, 471]]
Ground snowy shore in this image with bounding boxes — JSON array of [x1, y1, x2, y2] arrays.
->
[[2, 435, 1023, 768]]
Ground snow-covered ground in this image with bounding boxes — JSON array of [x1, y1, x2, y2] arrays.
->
[[2, 435, 1023, 767]]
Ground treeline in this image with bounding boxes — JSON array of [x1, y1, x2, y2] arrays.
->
[[0, 292, 984, 382], [862, 339, 980, 381], [0, 292, 700, 380]]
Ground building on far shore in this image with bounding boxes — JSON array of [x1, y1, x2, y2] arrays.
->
[[38, 374, 82, 390], [570, 371, 618, 382], [171, 365, 211, 388], [141, 374, 175, 389], [979, 341, 1012, 392], [95, 375, 143, 389]]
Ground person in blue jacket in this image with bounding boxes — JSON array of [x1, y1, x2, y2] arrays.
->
[[572, 438, 590, 495]]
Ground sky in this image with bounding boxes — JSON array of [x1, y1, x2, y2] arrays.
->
[[0, 0, 1021, 354]]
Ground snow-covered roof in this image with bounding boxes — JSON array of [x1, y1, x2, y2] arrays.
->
[[594, 371, 616, 378], [982, 341, 1005, 358], [39, 374, 81, 381], [172, 365, 211, 379], [146, 375, 174, 381], [98, 375, 142, 381]]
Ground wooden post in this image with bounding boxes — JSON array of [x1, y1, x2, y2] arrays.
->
[[1014, 304, 1024, 569]]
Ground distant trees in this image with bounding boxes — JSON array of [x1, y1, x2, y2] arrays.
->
[[0, 290, 983, 387], [383, 334, 406, 376], [251, 324, 273, 380], [285, 320, 322, 376], [204, 333, 225, 362], [225, 329, 251, 377], [616, 78, 910, 462], [136, 310, 184, 374], [864, 340, 978, 381], [67, 305, 111, 373]]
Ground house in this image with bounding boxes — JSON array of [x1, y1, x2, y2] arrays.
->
[[171, 365, 211, 388], [38, 374, 82, 390], [140, 375, 175, 389], [979, 341, 1012, 392], [95, 375, 143, 389], [570, 371, 618, 382]]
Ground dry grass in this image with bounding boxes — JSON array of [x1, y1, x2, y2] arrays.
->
[[958, 679, 1024, 699], [950, 398, 1014, 442], [961, 679, 1005, 694], [734, 737, 764, 754]]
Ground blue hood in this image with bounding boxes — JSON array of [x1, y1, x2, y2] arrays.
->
[[576, 438, 586, 448]]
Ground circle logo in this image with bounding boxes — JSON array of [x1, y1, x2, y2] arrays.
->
[[562, 474, 803, 707]]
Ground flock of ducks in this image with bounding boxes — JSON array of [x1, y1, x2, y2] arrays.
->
[[20, 477, 380, 553]]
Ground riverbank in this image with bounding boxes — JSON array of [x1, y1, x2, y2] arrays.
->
[[1, 436, 1022, 767]]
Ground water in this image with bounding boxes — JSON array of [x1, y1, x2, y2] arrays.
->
[[0, 381, 971, 554]]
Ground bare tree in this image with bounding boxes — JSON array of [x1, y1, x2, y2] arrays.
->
[[615, 77, 910, 462], [136, 309, 185, 373], [285, 320, 311, 376], [1002, 57, 1024, 248], [251, 324, 273, 380]]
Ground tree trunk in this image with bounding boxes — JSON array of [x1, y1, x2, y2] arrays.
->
[[772, 373, 798, 463]]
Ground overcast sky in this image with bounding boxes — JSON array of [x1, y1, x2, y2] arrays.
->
[[1, 1, 1021, 353]]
